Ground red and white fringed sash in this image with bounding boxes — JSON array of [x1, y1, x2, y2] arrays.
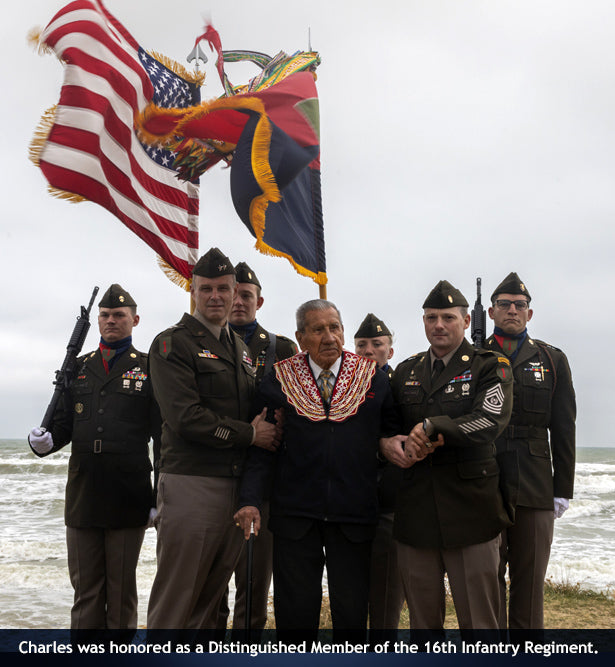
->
[[274, 351, 377, 422]]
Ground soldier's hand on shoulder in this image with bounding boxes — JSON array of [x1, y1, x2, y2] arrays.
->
[[28, 427, 54, 454]]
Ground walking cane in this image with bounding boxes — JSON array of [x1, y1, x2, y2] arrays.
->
[[244, 521, 255, 641]]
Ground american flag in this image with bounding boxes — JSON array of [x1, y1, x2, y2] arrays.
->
[[35, 0, 200, 280]]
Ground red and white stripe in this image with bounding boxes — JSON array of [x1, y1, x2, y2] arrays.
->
[[38, 0, 199, 279]]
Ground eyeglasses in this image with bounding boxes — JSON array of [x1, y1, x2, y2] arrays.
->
[[494, 299, 529, 311]]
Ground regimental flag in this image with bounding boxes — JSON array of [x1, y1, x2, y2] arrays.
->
[[136, 33, 327, 286], [29, 0, 201, 283]]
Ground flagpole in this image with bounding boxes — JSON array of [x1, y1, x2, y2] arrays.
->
[[319, 284, 327, 299]]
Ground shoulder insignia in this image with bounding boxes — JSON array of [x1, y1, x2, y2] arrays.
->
[[534, 339, 562, 352], [498, 356, 511, 366], [159, 336, 172, 359], [497, 363, 512, 381]]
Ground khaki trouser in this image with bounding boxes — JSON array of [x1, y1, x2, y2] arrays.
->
[[147, 473, 245, 630], [499, 507, 554, 629], [67, 525, 145, 629], [396, 536, 501, 630]]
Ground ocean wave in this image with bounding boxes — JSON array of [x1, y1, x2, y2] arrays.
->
[[563, 498, 615, 519], [573, 474, 615, 496], [0, 540, 66, 563], [0, 452, 70, 465], [576, 462, 615, 475], [547, 558, 615, 592], [1, 478, 65, 496]]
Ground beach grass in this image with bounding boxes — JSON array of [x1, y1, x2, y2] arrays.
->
[[263, 580, 615, 630]]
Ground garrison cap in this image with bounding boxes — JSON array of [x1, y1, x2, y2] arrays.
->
[[422, 280, 469, 309], [98, 284, 136, 308], [192, 247, 236, 278], [491, 272, 531, 302], [235, 261, 261, 289], [354, 313, 391, 338]]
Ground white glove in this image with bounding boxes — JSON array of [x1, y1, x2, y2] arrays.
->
[[28, 427, 54, 455], [147, 507, 158, 529], [554, 497, 569, 519]]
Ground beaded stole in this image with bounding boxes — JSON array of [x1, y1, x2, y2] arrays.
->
[[274, 351, 377, 422]]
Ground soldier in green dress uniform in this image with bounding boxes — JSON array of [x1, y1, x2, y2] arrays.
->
[[354, 313, 404, 646], [146, 248, 281, 640], [485, 272, 576, 633], [28, 284, 160, 640], [217, 261, 297, 637], [382, 280, 514, 637]]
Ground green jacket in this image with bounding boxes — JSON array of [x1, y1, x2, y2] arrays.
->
[[244, 322, 298, 384], [44, 346, 159, 529], [390, 338, 514, 549], [485, 335, 576, 509], [150, 313, 257, 477]]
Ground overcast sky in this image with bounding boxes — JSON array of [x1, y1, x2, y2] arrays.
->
[[1, 0, 612, 444]]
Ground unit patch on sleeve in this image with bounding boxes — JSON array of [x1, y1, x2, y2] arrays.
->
[[483, 384, 505, 415], [159, 336, 172, 359]]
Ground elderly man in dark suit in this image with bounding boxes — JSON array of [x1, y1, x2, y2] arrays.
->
[[383, 280, 514, 637], [235, 299, 399, 646]]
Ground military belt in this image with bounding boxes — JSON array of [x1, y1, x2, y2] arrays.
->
[[71, 440, 145, 454]]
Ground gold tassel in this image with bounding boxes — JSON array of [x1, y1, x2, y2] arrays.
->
[[29, 105, 87, 203], [48, 186, 87, 203], [26, 26, 53, 56], [250, 113, 281, 206], [148, 50, 205, 87], [28, 105, 57, 167], [157, 256, 191, 291], [254, 236, 328, 286]]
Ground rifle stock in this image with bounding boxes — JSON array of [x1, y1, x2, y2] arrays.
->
[[471, 277, 486, 349], [40, 287, 99, 431]]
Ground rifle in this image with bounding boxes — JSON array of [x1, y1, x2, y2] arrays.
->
[[470, 277, 486, 349], [40, 287, 99, 431]]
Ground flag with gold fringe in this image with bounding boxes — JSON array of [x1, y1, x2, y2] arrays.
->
[[136, 26, 327, 287], [29, 0, 201, 287]]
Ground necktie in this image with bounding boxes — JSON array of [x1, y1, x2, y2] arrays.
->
[[432, 358, 445, 380], [219, 327, 232, 355], [318, 369, 334, 404]]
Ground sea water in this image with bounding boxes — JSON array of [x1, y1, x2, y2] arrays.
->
[[0, 440, 613, 629]]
